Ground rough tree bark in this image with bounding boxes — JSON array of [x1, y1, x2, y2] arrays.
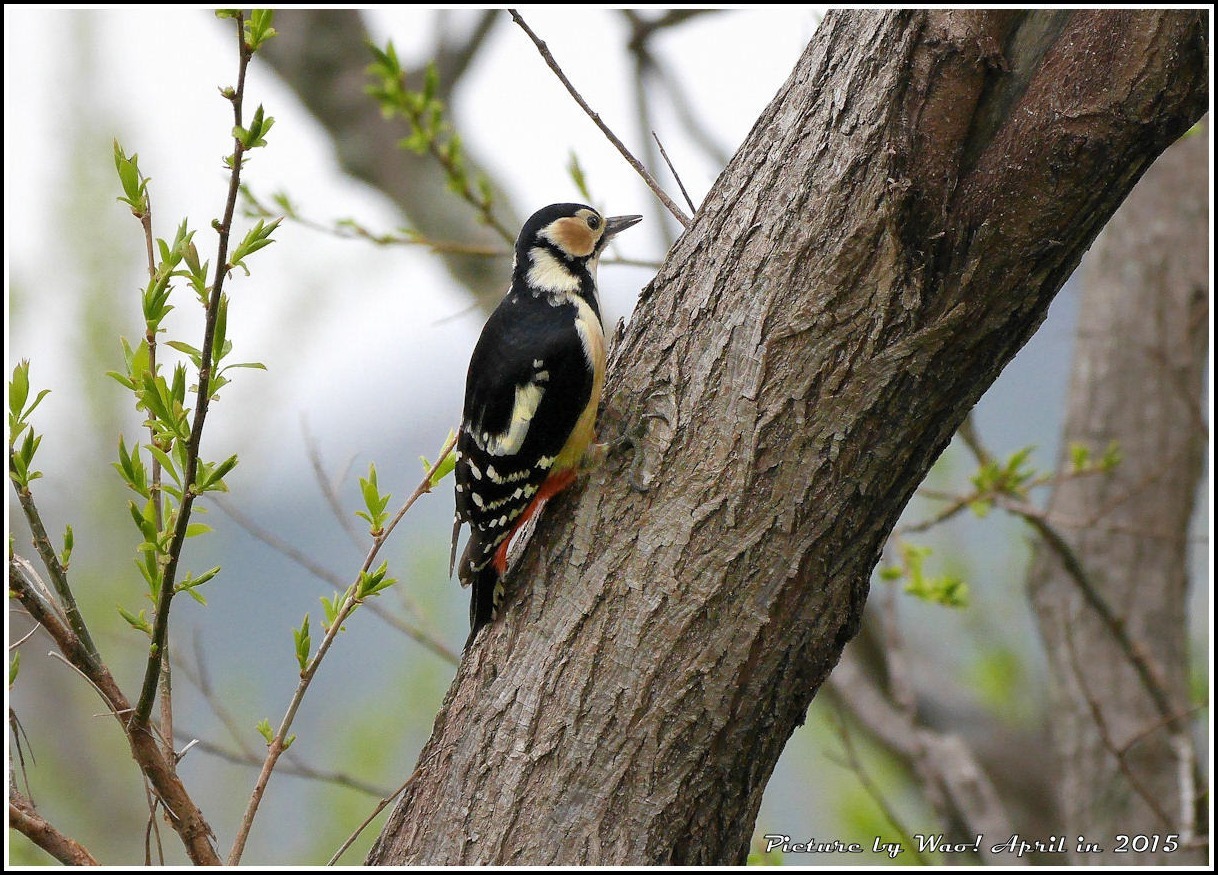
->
[[368, 10, 1207, 865], [1028, 122, 1209, 863]]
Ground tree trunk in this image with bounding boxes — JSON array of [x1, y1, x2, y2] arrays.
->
[[369, 10, 1207, 865], [1027, 121, 1208, 863]]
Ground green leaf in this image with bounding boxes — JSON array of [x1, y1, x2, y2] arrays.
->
[[145, 444, 182, 487], [9, 360, 29, 420], [904, 573, 969, 608], [320, 591, 345, 632], [245, 9, 278, 50], [9, 651, 20, 687], [128, 499, 159, 543], [184, 523, 213, 538], [356, 561, 396, 600], [1068, 442, 1091, 473], [293, 614, 311, 672], [229, 218, 281, 275], [356, 463, 391, 532], [118, 605, 154, 635], [256, 718, 274, 744], [567, 150, 593, 204], [59, 525, 74, 568], [197, 453, 239, 492], [166, 340, 203, 367], [113, 140, 149, 214]]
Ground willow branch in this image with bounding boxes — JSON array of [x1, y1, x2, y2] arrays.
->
[[10, 478, 99, 667], [133, 11, 255, 728], [227, 432, 458, 865]]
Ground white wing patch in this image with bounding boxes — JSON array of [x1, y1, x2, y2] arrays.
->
[[485, 379, 545, 456], [527, 246, 581, 294]]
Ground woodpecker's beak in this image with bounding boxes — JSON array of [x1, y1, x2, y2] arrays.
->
[[604, 214, 643, 239]]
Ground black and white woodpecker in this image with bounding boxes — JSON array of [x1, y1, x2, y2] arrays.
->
[[450, 203, 641, 645]]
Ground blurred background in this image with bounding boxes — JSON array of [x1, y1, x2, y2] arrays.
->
[[5, 8, 1209, 866]]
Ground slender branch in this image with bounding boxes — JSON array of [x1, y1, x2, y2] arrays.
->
[[214, 496, 461, 665], [9, 790, 100, 866], [243, 187, 661, 268], [508, 9, 691, 227], [133, 190, 176, 763], [951, 417, 1179, 730], [1061, 623, 1176, 829], [134, 12, 256, 727], [138, 193, 166, 545], [188, 736, 393, 798], [141, 781, 166, 866], [10, 480, 99, 667], [328, 767, 422, 865], [302, 418, 365, 550], [825, 709, 932, 865], [9, 567, 220, 863], [998, 495, 1177, 724], [652, 132, 697, 215], [227, 432, 458, 865]]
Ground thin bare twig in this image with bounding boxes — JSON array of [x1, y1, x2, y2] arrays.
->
[[328, 767, 423, 865], [825, 708, 931, 865], [227, 432, 459, 865], [1061, 622, 1176, 830], [652, 132, 696, 215], [509, 9, 691, 228], [142, 781, 166, 866], [187, 737, 392, 798], [302, 418, 365, 550]]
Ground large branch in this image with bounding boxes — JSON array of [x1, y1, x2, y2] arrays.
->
[[1027, 121, 1209, 862], [369, 10, 1207, 864]]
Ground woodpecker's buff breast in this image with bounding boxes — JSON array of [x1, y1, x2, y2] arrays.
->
[[450, 203, 641, 646]]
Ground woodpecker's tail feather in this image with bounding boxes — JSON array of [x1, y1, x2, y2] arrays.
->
[[465, 561, 500, 650]]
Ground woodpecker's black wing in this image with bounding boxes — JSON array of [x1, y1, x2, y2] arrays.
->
[[451, 286, 594, 580]]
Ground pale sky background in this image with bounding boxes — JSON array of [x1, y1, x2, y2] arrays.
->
[[4, 6, 1208, 866]]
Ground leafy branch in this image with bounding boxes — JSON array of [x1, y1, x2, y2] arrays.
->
[[128, 9, 279, 730], [366, 43, 514, 245], [8, 10, 283, 866], [227, 432, 458, 865]]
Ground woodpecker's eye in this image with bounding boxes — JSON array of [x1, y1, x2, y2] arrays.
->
[[586, 215, 601, 231]]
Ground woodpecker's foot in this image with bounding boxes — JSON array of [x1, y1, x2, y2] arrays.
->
[[594, 413, 664, 492], [580, 440, 612, 472]]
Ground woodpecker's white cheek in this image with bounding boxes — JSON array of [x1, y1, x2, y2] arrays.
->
[[526, 247, 581, 294], [486, 380, 545, 456]]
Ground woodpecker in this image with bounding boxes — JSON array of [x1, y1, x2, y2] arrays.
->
[[450, 203, 641, 646]]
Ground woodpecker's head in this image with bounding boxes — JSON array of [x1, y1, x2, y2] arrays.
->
[[514, 203, 641, 295]]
